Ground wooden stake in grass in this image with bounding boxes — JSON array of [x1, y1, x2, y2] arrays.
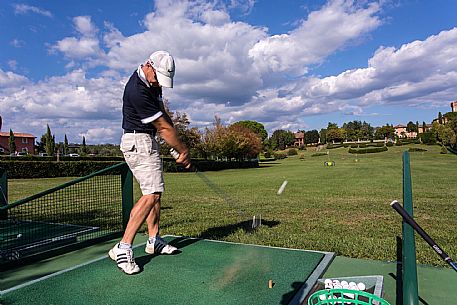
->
[[268, 279, 274, 288]]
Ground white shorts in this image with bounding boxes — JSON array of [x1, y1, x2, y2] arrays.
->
[[120, 133, 164, 195]]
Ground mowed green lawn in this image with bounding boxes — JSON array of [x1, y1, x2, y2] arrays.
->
[[7, 144, 457, 267]]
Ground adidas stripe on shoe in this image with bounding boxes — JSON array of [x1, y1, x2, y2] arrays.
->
[[145, 236, 178, 254], [109, 243, 140, 275]]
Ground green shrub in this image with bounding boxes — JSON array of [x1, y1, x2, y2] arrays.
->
[[441, 146, 448, 154], [273, 152, 287, 159], [420, 131, 437, 145], [386, 142, 394, 147], [326, 144, 344, 149], [287, 148, 298, 156], [348, 146, 388, 154]]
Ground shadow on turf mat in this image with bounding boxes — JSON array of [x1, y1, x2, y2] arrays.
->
[[280, 281, 310, 305], [135, 246, 182, 271]]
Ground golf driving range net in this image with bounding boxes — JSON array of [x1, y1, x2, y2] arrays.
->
[[0, 163, 130, 267]]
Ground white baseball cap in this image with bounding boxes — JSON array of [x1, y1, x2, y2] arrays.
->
[[148, 51, 175, 88]]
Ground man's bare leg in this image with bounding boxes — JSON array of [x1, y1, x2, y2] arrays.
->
[[121, 194, 160, 245], [146, 193, 161, 237], [144, 193, 178, 254]]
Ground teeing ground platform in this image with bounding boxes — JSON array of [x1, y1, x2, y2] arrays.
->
[[0, 235, 334, 305]]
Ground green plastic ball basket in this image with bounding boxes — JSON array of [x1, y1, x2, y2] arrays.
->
[[307, 288, 391, 305]]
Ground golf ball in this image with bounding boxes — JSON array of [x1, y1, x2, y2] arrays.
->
[[349, 282, 358, 290], [357, 282, 366, 291]]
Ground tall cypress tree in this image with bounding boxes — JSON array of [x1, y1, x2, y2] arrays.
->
[[45, 124, 53, 156], [64, 134, 69, 155], [9, 129, 16, 155], [81, 136, 87, 154], [52, 135, 56, 155]]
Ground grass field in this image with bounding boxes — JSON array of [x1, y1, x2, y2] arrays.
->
[[6, 144, 457, 268]]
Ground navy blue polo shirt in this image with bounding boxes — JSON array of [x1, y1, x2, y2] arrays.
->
[[122, 69, 163, 134]]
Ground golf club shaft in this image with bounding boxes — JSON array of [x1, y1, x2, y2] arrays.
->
[[391, 200, 457, 272], [169, 149, 245, 215]]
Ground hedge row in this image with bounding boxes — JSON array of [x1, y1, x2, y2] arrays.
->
[[408, 147, 427, 152], [348, 146, 388, 154], [326, 144, 346, 149], [350, 142, 385, 148], [396, 139, 421, 145], [0, 159, 259, 178], [0, 161, 123, 178], [311, 152, 328, 157], [0, 155, 124, 162]]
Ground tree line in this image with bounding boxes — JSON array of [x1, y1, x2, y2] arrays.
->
[[4, 109, 457, 158]]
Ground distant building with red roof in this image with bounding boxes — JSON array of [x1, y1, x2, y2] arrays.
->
[[0, 132, 36, 155]]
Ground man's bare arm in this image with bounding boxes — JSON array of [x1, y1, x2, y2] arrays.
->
[[152, 116, 190, 168]]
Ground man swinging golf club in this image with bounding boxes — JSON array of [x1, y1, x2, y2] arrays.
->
[[109, 51, 191, 274]]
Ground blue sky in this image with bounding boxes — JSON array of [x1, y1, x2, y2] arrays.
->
[[1, 0, 457, 144]]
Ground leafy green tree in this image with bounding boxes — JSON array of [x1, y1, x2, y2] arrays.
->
[[201, 119, 261, 160], [375, 124, 395, 140], [420, 130, 436, 145], [327, 122, 338, 130], [304, 130, 319, 144], [438, 112, 443, 124], [9, 129, 16, 154], [36, 134, 46, 153], [343, 121, 362, 141], [231, 120, 268, 142], [319, 128, 327, 144], [432, 122, 456, 146], [406, 121, 417, 132], [326, 128, 346, 143], [270, 130, 295, 150]]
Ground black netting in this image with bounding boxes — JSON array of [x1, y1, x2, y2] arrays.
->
[[0, 170, 125, 265]]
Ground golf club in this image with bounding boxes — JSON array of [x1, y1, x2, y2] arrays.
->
[[390, 200, 457, 272], [170, 149, 261, 229]]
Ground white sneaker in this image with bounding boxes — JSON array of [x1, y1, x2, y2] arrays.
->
[[109, 243, 140, 275], [145, 236, 178, 254]]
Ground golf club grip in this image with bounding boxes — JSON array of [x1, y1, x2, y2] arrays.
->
[[391, 200, 457, 272]]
